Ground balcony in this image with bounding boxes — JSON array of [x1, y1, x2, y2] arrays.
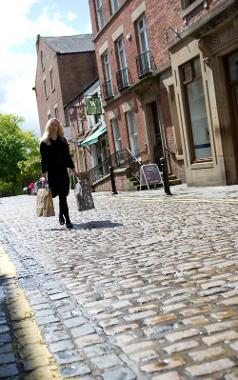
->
[[136, 50, 156, 79], [101, 79, 114, 100], [116, 67, 130, 91]]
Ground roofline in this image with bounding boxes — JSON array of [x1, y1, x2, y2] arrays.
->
[[64, 77, 99, 108], [56, 50, 95, 55]]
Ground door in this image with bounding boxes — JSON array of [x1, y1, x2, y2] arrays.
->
[[148, 102, 164, 168], [226, 51, 238, 178]]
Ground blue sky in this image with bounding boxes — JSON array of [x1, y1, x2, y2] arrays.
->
[[0, 0, 91, 135]]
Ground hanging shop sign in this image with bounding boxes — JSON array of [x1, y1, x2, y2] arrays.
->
[[85, 97, 102, 115]]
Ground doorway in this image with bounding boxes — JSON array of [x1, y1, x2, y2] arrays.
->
[[226, 50, 238, 179], [146, 101, 164, 168]]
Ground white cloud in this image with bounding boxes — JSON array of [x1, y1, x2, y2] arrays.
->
[[0, 1, 82, 135], [66, 11, 77, 21]]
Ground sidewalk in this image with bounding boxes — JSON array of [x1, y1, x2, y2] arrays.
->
[[93, 183, 238, 200]]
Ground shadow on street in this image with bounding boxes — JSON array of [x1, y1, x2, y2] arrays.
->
[[74, 220, 123, 230]]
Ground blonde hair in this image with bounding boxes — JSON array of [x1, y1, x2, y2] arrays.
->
[[41, 118, 65, 144]]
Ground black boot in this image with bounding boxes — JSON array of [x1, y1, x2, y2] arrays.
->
[[65, 217, 73, 229], [59, 213, 65, 225]]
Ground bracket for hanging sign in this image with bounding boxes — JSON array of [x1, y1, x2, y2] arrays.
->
[[140, 164, 163, 190]]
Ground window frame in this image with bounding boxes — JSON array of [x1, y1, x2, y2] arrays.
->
[[95, 0, 104, 30], [181, 57, 212, 163], [181, 0, 206, 18], [110, 0, 119, 14], [136, 15, 149, 53], [49, 68, 55, 92], [43, 78, 48, 99]]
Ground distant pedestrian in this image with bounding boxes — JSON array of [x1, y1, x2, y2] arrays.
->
[[40, 118, 80, 228]]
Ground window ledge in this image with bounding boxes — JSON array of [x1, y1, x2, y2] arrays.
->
[[191, 160, 213, 170], [176, 154, 184, 161], [180, 0, 207, 18]]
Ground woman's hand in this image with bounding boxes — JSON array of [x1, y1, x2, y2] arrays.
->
[[42, 172, 48, 181], [71, 168, 80, 178]]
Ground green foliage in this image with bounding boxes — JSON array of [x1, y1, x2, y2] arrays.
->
[[0, 113, 41, 197]]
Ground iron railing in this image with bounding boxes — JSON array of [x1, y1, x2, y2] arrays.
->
[[136, 50, 156, 78], [116, 67, 130, 91], [101, 79, 114, 100], [87, 148, 147, 184]]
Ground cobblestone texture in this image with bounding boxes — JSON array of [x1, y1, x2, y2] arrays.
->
[[1, 184, 238, 379]]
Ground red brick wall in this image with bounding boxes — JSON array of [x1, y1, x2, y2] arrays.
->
[[35, 38, 98, 134], [146, 0, 227, 68], [57, 52, 98, 105], [35, 39, 65, 134]]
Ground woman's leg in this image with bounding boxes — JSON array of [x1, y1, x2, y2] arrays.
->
[[59, 195, 72, 228]]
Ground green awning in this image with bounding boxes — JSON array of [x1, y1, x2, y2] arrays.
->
[[81, 125, 107, 147]]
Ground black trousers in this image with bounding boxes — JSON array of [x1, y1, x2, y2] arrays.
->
[[59, 195, 70, 220]]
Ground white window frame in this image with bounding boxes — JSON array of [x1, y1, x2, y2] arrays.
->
[[126, 111, 140, 156], [49, 68, 55, 91], [117, 37, 127, 70], [102, 51, 114, 97], [112, 118, 122, 153], [137, 15, 149, 53], [54, 105, 59, 119], [110, 0, 119, 14], [95, 0, 104, 30], [43, 78, 48, 98]]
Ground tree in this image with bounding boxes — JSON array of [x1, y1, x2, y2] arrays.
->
[[0, 113, 41, 196]]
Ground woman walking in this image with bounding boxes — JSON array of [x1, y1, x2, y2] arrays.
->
[[40, 118, 79, 228]]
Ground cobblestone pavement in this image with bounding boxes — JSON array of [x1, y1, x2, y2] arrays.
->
[[1, 185, 238, 379]]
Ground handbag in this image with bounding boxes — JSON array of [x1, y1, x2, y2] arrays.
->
[[36, 187, 55, 217], [74, 179, 95, 212]]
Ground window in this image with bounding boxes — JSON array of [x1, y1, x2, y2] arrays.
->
[[49, 69, 55, 91], [112, 118, 124, 163], [181, 57, 211, 161], [116, 37, 129, 89], [40, 51, 44, 71], [110, 0, 119, 14], [112, 118, 122, 153], [54, 106, 59, 119], [227, 51, 238, 82], [136, 15, 153, 76], [102, 52, 113, 98], [137, 15, 149, 53], [126, 111, 140, 156], [181, 0, 196, 8], [168, 85, 183, 155], [43, 78, 48, 98], [95, 0, 104, 30]]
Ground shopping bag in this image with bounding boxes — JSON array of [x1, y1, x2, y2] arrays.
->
[[75, 179, 95, 212], [36, 188, 55, 217]]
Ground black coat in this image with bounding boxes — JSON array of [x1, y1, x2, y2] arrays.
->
[[40, 138, 74, 198]]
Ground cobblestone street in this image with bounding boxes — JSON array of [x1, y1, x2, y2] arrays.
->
[[1, 185, 238, 379]]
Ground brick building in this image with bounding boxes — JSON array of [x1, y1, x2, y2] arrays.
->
[[34, 34, 98, 135], [89, 0, 238, 188], [64, 79, 110, 184], [88, 0, 183, 192]]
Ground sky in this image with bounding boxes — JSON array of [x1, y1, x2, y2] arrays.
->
[[0, 0, 91, 136]]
